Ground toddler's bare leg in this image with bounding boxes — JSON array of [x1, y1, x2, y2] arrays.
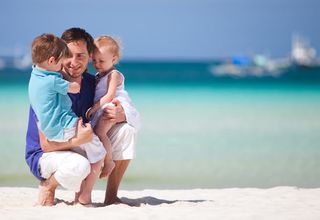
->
[[94, 117, 115, 179]]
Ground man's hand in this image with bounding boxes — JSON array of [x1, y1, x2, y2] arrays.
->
[[39, 118, 93, 152], [70, 118, 93, 146], [102, 99, 126, 123]]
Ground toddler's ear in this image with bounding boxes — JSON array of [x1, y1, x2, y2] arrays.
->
[[112, 55, 119, 65], [47, 56, 56, 64]]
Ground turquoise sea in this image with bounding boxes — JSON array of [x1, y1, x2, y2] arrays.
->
[[0, 61, 320, 189]]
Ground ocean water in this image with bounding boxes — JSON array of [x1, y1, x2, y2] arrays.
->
[[0, 61, 320, 189]]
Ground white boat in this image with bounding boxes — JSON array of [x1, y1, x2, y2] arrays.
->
[[210, 34, 320, 78], [210, 55, 290, 78], [291, 35, 320, 67]]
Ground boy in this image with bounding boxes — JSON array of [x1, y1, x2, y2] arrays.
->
[[28, 33, 105, 205]]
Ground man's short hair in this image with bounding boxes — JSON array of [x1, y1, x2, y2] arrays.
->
[[61, 27, 95, 54]]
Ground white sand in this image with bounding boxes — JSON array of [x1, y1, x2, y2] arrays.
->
[[1, 187, 320, 220]]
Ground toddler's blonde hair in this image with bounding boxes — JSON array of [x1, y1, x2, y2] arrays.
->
[[94, 35, 122, 63]]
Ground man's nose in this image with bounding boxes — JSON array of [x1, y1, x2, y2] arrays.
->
[[69, 56, 78, 65]]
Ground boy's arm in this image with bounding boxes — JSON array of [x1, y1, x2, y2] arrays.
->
[[68, 82, 80, 94], [88, 72, 122, 116], [39, 118, 93, 152], [53, 77, 79, 94]]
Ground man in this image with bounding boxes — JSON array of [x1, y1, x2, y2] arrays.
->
[[25, 27, 140, 206]]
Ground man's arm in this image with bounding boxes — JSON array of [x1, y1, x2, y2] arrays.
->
[[106, 99, 141, 130], [40, 118, 93, 152]]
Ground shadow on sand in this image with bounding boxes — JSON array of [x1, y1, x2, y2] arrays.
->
[[119, 196, 209, 207], [55, 196, 210, 208]]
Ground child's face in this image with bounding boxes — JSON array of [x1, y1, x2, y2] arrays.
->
[[92, 47, 116, 73], [50, 57, 63, 72]]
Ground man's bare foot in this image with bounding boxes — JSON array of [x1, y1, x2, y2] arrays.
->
[[104, 196, 122, 205], [38, 180, 56, 206], [99, 161, 115, 179]]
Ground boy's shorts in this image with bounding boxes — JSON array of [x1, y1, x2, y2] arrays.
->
[[53, 126, 106, 164]]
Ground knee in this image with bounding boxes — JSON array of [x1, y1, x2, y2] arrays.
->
[[95, 119, 114, 134], [71, 155, 91, 180], [95, 126, 106, 137], [91, 160, 103, 174], [53, 153, 91, 191]]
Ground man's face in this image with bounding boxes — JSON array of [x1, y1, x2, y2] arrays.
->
[[63, 40, 90, 79]]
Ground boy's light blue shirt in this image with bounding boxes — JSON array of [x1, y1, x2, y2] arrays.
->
[[28, 66, 78, 140]]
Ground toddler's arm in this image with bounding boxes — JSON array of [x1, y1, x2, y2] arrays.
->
[[88, 71, 122, 117]]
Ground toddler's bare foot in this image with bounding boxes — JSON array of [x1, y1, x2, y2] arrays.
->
[[99, 161, 115, 179], [78, 192, 92, 206]]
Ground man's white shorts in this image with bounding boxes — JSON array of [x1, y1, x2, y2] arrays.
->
[[38, 122, 137, 192], [108, 122, 137, 160], [39, 151, 90, 192]]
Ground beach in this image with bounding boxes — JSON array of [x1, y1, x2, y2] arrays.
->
[[1, 187, 320, 220], [1, 64, 320, 219]]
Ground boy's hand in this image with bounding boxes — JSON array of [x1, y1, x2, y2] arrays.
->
[[70, 118, 93, 146]]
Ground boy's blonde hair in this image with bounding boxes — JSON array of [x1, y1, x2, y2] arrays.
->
[[94, 35, 122, 62], [31, 33, 71, 65]]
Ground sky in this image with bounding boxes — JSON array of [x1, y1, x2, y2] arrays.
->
[[0, 0, 319, 60]]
